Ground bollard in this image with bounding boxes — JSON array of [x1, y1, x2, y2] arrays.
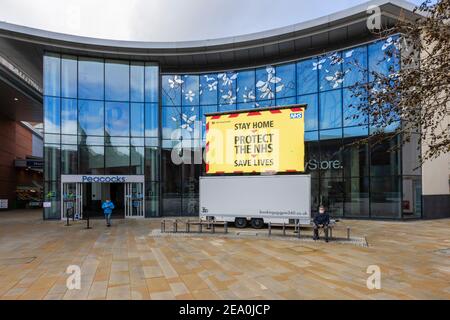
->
[[160, 220, 163, 233], [297, 225, 301, 239], [85, 210, 91, 229], [162, 220, 166, 233], [268, 222, 271, 237], [173, 220, 177, 233], [347, 227, 351, 240], [66, 209, 70, 227], [199, 222, 203, 233], [224, 222, 228, 234], [186, 220, 190, 233], [283, 223, 286, 236], [212, 222, 215, 233]]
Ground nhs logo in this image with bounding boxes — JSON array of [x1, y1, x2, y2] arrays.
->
[[290, 113, 303, 119]]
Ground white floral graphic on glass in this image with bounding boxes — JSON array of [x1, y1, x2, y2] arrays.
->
[[171, 107, 197, 132], [242, 87, 256, 102], [312, 59, 326, 70], [168, 75, 184, 89], [221, 90, 237, 105], [325, 70, 348, 89], [256, 66, 283, 100], [184, 90, 195, 102]]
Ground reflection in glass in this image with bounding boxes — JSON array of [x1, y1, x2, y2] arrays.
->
[[131, 146, 145, 175], [44, 96, 60, 134], [78, 100, 104, 136], [44, 53, 60, 96], [200, 74, 218, 105], [319, 90, 342, 129], [145, 64, 159, 103], [61, 55, 77, 98], [344, 177, 369, 217], [61, 144, 77, 174], [61, 98, 77, 135], [370, 176, 401, 218], [131, 62, 145, 102], [298, 94, 318, 131], [276, 63, 296, 98], [79, 145, 104, 174], [130, 103, 144, 137], [297, 58, 318, 95], [78, 57, 104, 100], [145, 104, 159, 137], [105, 60, 129, 101], [44, 144, 60, 181], [105, 102, 129, 136], [105, 146, 129, 174]]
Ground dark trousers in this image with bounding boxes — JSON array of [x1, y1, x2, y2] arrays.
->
[[313, 223, 329, 241]]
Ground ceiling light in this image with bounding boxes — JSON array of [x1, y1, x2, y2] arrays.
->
[[14, 97, 19, 101]]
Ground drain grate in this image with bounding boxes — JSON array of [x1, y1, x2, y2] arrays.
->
[[0, 256, 36, 265]]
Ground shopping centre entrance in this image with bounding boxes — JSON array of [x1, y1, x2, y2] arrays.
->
[[60, 175, 145, 220]]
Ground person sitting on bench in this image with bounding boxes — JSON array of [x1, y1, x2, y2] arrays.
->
[[313, 205, 330, 242]]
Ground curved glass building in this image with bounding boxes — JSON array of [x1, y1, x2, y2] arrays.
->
[[1, 0, 448, 220]]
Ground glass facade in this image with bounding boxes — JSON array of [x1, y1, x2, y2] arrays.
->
[[43, 54, 159, 219], [43, 35, 422, 220]]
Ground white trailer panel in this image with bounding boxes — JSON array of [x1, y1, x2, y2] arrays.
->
[[199, 175, 311, 225]]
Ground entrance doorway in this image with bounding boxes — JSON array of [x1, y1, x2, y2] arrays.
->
[[61, 175, 145, 220]]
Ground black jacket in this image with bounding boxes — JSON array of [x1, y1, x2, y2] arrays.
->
[[313, 212, 330, 226]]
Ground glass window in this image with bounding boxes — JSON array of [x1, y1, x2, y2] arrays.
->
[[145, 182, 159, 217], [145, 103, 159, 137], [130, 62, 144, 102], [320, 178, 344, 217], [182, 75, 199, 106], [44, 181, 60, 219], [218, 72, 237, 106], [44, 96, 60, 134], [162, 106, 181, 140], [61, 144, 77, 174], [276, 97, 296, 106], [319, 129, 343, 179], [105, 60, 129, 101], [162, 75, 182, 106], [370, 135, 400, 176], [305, 139, 320, 179], [370, 176, 401, 218], [298, 94, 318, 131], [44, 53, 60, 96], [181, 106, 200, 140], [78, 100, 104, 136], [368, 36, 400, 82], [319, 90, 342, 129], [79, 145, 104, 174], [276, 63, 296, 98], [344, 177, 369, 217], [130, 147, 144, 174], [105, 102, 129, 136], [61, 55, 77, 98], [145, 146, 159, 181], [237, 70, 255, 103], [182, 161, 201, 216], [105, 146, 129, 174], [61, 98, 77, 135], [145, 64, 159, 103], [297, 58, 318, 95], [343, 126, 369, 177], [161, 148, 182, 216], [201, 105, 217, 141], [44, 144, 60, 181], [343, 88, 368, 127], [200, 74, 218, 105], [78, 57, 104, 100], [343, 46, 367, 88], [256, 66, 275, 101], [130, 103, 144, 137], [402, 176, 422, 218], [320, 52, 343, 91]]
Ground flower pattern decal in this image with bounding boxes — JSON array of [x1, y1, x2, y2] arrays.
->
[[256, 66, 283, 100]]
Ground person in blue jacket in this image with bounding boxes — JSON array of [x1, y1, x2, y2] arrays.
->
[[101, 199, 115, 227]]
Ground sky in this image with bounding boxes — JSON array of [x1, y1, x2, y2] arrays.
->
[[0, 0, 423, 42]]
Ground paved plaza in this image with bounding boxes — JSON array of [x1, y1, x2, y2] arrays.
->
[[0, 210, 449, 300]]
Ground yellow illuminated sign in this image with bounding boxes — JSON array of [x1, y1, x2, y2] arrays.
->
[[206, 106, 305, 174]]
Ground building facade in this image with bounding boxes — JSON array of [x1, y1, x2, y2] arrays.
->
[[42, 34, 423, 220], [0, 0, 447, 220]]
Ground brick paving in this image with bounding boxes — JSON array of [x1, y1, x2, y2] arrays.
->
[[0, 210, 449, 300]]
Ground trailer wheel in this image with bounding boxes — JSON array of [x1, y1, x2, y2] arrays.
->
[[250, 218, 264, 229], [234, 218, 247, 228]]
